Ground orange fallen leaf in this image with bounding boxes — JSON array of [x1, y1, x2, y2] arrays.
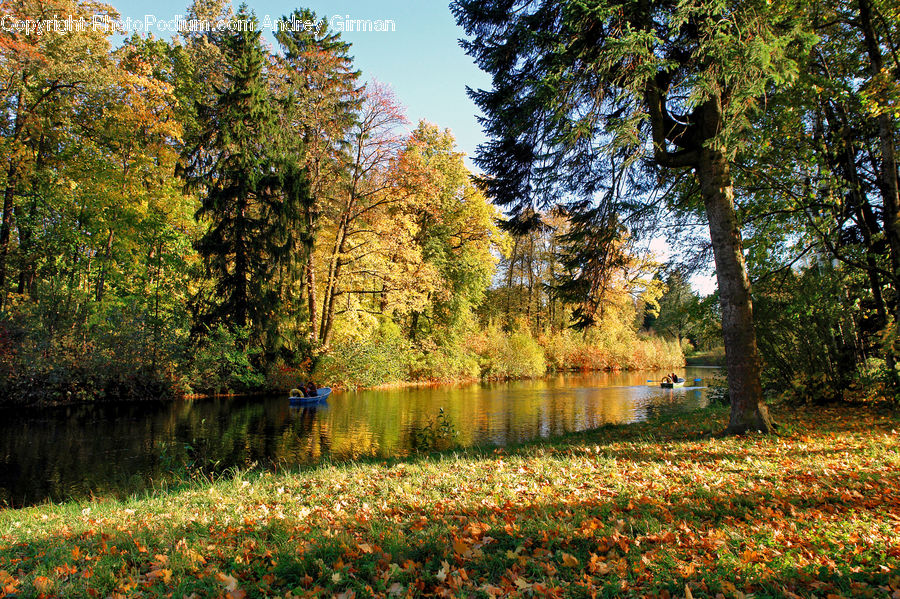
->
[[561, 552, 579, 567], [33, 576, 52, 594], [147, 568, 173, 584], [453, 538, 472, 558]]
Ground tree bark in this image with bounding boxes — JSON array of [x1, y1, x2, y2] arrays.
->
[[858, 0, 900, 296], [320, 193, 354, 346], [0, 161, 19, 307], [698, 146, 774, 434], [0, 89, 25, 308], [306, 258, 319, 342], [95, 228, 115, 303]]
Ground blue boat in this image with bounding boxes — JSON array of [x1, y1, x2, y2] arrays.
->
[[289, 387, 332, 405]]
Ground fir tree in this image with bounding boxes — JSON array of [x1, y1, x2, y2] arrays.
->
[[184, 5, 309, 353]]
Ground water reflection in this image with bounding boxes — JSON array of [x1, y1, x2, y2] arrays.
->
[[0, 367, 715, 507]]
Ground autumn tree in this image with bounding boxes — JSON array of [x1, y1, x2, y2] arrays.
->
[[0, 0, 119, 307], [317, 82, 409, 345], [402, 123, 508, 340]]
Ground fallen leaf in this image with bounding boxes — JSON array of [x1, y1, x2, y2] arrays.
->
[[436, 560, 450, 582], [561, 552, 579, 567], [216, 572, 239, 592]]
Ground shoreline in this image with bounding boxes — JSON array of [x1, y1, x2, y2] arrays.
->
[[0, 363, 709, 409]]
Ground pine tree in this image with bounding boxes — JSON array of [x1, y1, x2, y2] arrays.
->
[[185, 5, 309, 352], [274, 10, 362, 343], [452, 0, 813, 433]]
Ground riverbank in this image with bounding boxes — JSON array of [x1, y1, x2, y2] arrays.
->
[[2, 402, 897, 598], [685, 347, 726, 367]]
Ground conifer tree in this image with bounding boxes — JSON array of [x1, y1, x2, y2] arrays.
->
[[453, 0, 812, 433], [274, 10, 362, 343], [185, 5, 309, 353]]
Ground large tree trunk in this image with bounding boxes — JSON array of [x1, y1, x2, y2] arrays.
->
[[698, 147, 774, 434]]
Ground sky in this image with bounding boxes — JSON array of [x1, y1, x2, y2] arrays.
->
[[108, 0, 491, 169], [104, 0, 716, 295]]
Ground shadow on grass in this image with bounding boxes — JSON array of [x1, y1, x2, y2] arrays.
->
[[2, 404, 898, 597]]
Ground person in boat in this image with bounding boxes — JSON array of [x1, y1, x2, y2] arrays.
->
[[305, 381, 318, 397], [670, 372, 680, 383]]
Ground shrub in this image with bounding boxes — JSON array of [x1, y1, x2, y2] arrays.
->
[[185, 325, 265, 395], [314, 320, 409, 389], [470, 324, 546, 379]]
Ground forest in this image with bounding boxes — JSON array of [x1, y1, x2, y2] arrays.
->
[[0, 0, 685, 406], [1, 0, 899, 416]]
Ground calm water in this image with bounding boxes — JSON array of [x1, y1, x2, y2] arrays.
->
[[0, 367, 716, 507]]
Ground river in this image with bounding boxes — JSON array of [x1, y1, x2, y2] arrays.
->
[[0, 367, 718, 507]]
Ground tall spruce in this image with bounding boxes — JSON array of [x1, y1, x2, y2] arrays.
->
[[274, 11, 362, 343], [185, 6, 309, 352], [453, 0, 813, 434]]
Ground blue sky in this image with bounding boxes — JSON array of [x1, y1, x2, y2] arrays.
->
[[109, 0, 490, 169]]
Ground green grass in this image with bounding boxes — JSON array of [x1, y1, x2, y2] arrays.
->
[[1, 403, 898, 598], [685, 347, 726, 367]]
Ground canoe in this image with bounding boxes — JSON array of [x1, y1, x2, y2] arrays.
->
[[289, 387, 332, 404], [660, 379, 685, 388]]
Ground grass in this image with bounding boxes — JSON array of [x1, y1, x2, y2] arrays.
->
[[1, 402, 898, 598]]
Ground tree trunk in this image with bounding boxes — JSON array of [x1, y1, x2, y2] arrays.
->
[[698, 147, 774, 434], [95, 228, 115, 303], [0, 90, 25, 309], [505, 237, 519, 322], [859, 0, 900, 298], [0, 161, 18, 308], [306, 258, 318, 342], [321, 231, 347, 346], [320, 195, 354, 345]]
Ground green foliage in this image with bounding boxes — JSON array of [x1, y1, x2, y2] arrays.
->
[[314, 326, 409, 389], [0, 298, 181, 405], [411, 407, 460, 451], [184, 325, 265, 395], [406, 340, 481, 382], [754, 265, 862, 403]]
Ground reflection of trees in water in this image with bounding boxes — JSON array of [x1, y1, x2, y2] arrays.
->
[[2, 370, 716, 506]]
